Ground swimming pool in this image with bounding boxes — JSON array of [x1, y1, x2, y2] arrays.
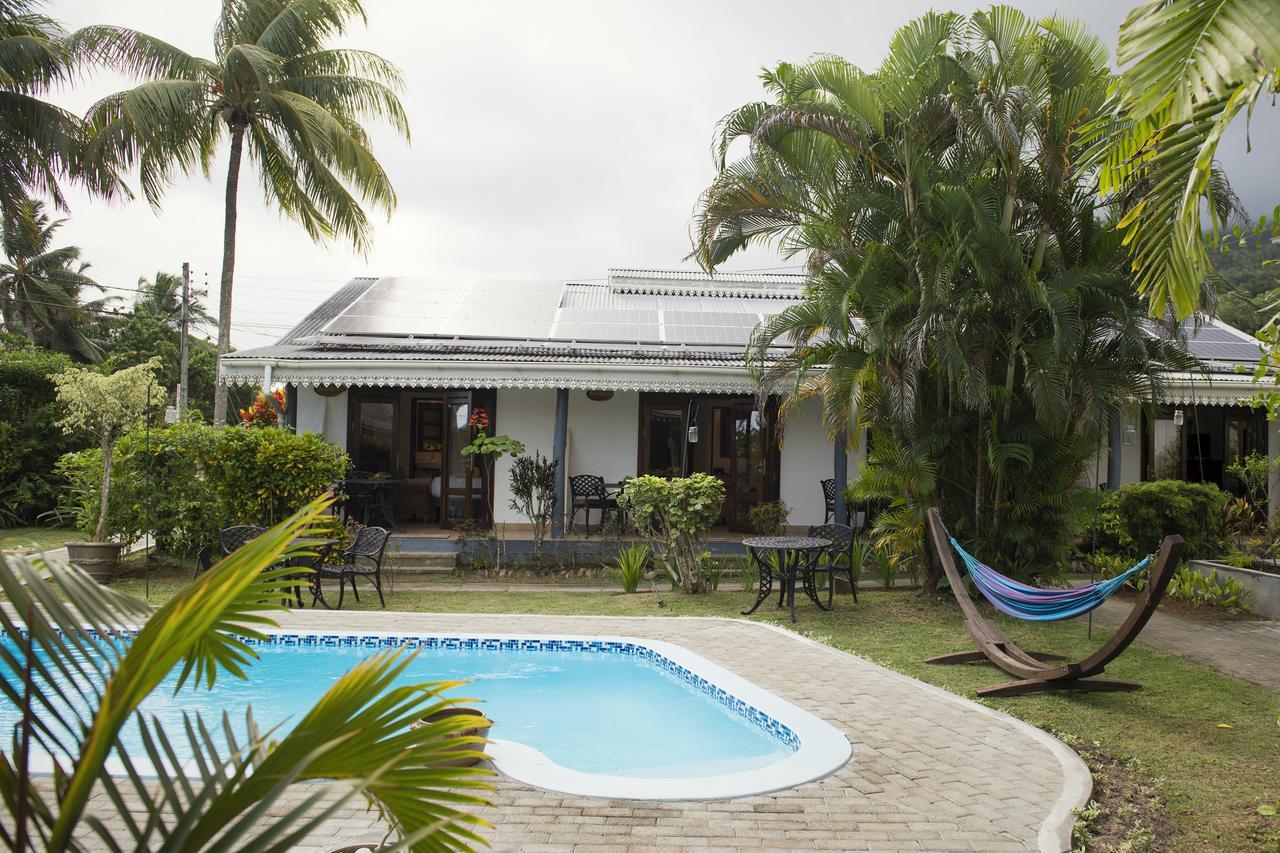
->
[[2, 629, 851, 800]]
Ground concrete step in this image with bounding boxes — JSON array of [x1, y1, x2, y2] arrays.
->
[[388, 550, 458, 575]]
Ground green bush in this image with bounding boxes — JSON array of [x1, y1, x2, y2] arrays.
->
[[0, 342, 83, 524], [611, 542, 649, 594], [57, 422, 349, 554], [1113, 480, 1229, 558], [747, 500, 790, 535], [617, 473, 725, 593]]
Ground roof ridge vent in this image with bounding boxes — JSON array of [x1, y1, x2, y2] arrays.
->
[[607, 267, 806, 299]]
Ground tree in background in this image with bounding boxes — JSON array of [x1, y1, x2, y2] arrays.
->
[[1099, 0, 1277, 318], [0, 0, 120, 214], [72, 0, 410, 424], [0, 199, 106, 361], [694, 8, 1194, 578]]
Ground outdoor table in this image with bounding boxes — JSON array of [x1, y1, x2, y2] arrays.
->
[[741, 535, 831, 624], [343, 477, 401, 531]]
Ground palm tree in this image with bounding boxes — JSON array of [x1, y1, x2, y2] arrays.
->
[[0, 0, 119, 213], [1099, 0, 1277, 318], [695, 9, 1197, 577], [0, 497, 491, 851], [135, 270, 215, 327], [72, 0, 410, 423], [0, 198, 105, 360]]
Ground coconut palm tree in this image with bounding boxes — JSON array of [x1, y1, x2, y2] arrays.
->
[[134, 270, 216, 327], [0, 0, 119, 213], [694, 8, 1197, 577], [1099, 0, 1278, 318], [71, 0, 409, 423], [0, 497, 491, 851], [0, 198, 105, 360]]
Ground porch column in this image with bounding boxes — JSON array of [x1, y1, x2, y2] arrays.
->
[[833, 429, 848, 525], [1107, 410, 1122, 490], [261, 363, 273, 392], [551, 388, 569, 537], [283, 384, 297, 430]]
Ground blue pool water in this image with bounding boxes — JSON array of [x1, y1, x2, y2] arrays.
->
[[0, 635, 792, 778]]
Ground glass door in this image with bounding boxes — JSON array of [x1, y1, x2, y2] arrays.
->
[[351, 394, 396, 474], [442, 393, 485, 526], [729, 405, 764, 531]]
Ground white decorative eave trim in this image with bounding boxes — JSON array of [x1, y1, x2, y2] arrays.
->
[[1163, 373, 1260, 407], [218, 357, 757, 394]]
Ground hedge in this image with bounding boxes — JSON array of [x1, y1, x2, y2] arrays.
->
[[0, 343, 83, 524], [57, 422, 349, 554], [1112, 479, 1229, 558]]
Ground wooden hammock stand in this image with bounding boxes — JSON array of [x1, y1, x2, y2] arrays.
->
[[924, 507, 1185, 697]]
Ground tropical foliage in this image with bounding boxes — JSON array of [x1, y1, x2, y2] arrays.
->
[[72, 0, 410, 422], [0, 340, 82, 525], [0, 497, 490, 851], [0, 199, 107, 361], [618, 473, 725, 592], [57, 421, 348, 556], [694, 7, 1195, 579], [53, 359, 165, 541], [1099, 0, 1278, 318], [0, 0, 119, 213], [508, 451, 558, 557]]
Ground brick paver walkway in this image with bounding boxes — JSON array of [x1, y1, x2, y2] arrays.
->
[[77, 612, 1090, 852], [1088, 599, 1280, 691], [157, 611, 1087, 852]]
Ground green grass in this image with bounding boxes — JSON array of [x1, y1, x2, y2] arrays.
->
[[100, 564, 1280, 850], [0, 526, 75, 554]]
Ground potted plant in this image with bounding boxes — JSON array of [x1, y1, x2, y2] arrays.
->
[[411, 707, 492, 767], [53, 358, 166, 580]]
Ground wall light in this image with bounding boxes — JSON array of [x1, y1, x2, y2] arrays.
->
[[1172, 409, 1184, 427]]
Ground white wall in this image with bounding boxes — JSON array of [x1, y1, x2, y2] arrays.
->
[[778, 397, 859, 528], [294, 385, 347, 452], [567, 391, 639, 484], [492, 388, 557, 524]]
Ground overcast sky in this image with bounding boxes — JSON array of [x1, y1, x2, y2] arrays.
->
[[51, 0, 1280, 348]]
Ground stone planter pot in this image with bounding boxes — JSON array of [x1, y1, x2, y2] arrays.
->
[[65, 541, 124, 583], [411, 707, 491, 767], [1190, 559, 1280, 620]]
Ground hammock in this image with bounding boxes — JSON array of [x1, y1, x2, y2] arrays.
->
[[948, 538, 1150, 622]]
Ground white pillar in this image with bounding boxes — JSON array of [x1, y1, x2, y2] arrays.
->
[[261, 363, 273, 392]]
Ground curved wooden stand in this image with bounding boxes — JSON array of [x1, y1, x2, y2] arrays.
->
[[924, 507, 1184, 697]]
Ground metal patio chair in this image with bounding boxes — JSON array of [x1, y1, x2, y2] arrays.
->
[[569, 475, 617, 534], [806, 523, 859, 606], [317, 526, 391, 609], [219, 525, 266, 556]]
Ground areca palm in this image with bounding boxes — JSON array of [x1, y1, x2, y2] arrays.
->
[[72, 0, 409, 423], [1099, 0, 1278, 318], [1, 497, 490, 851], [697, 7, 1195, 577], [0, 0, 118, 213], [0, 198, 104, 360]]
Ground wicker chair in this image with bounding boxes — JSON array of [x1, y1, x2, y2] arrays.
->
[[806, 523, 859, 606], [569, 475, 617, 534], [319, 526, 390, 609], [219, 525, 266, 556]]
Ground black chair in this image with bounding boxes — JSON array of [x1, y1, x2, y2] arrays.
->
[[318, 526, 390, 609], [219, 525, 266, 556], [806, 523, 859, 606], [569, 475, 617, 534], [192, 546, 213, 580], [342, 471, 378, 525]]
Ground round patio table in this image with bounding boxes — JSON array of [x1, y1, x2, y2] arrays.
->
[[281, 537, 337, 609], [741, 535, 831, 624]]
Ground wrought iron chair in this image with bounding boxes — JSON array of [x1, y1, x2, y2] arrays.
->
[[218, 525, 266, 556], [192, 546, 213, 580], [342, 470, 378, 525], [318, 526, 391, 609], [806, 523, 859, 606], [569, 475, 617, 534]]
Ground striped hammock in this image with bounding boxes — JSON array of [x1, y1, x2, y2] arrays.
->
[[949, 538, 1150, 622]]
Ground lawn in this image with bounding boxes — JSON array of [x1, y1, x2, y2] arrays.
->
[[100, 560, 1280, 851], [0, 526, 74, 554]]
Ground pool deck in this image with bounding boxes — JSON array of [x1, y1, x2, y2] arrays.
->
[[85, 611, 1090, 852]]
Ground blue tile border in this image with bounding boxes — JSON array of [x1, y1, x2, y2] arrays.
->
[[15, 627, 800, 752]]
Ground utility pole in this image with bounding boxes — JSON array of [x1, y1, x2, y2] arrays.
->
[[178, 262, 190, 418]]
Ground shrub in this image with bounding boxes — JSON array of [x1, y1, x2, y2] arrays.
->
[[748, 500, 790, 535], [0, 343, 83, 524], [57, 422, 348, 554], [617, 473, 725, 593], [508, 452, 558, 557], [1113, 480, 1230, 558], [1167, 566, 1252, 614], [611, 542, 649, 593]]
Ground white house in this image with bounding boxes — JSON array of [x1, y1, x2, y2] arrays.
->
[[219, 268, 1276, 534]]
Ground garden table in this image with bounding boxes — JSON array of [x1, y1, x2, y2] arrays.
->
[[282, 537, 337, 609], [741, 535, 831, 624], [343, 477, 401, 531]]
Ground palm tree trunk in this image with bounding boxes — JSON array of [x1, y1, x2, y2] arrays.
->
[[212, 126, 246, 426]]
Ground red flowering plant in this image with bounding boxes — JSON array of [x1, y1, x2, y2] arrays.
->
[[467, 407, 489, 431], [239, 388, 286, 428]]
